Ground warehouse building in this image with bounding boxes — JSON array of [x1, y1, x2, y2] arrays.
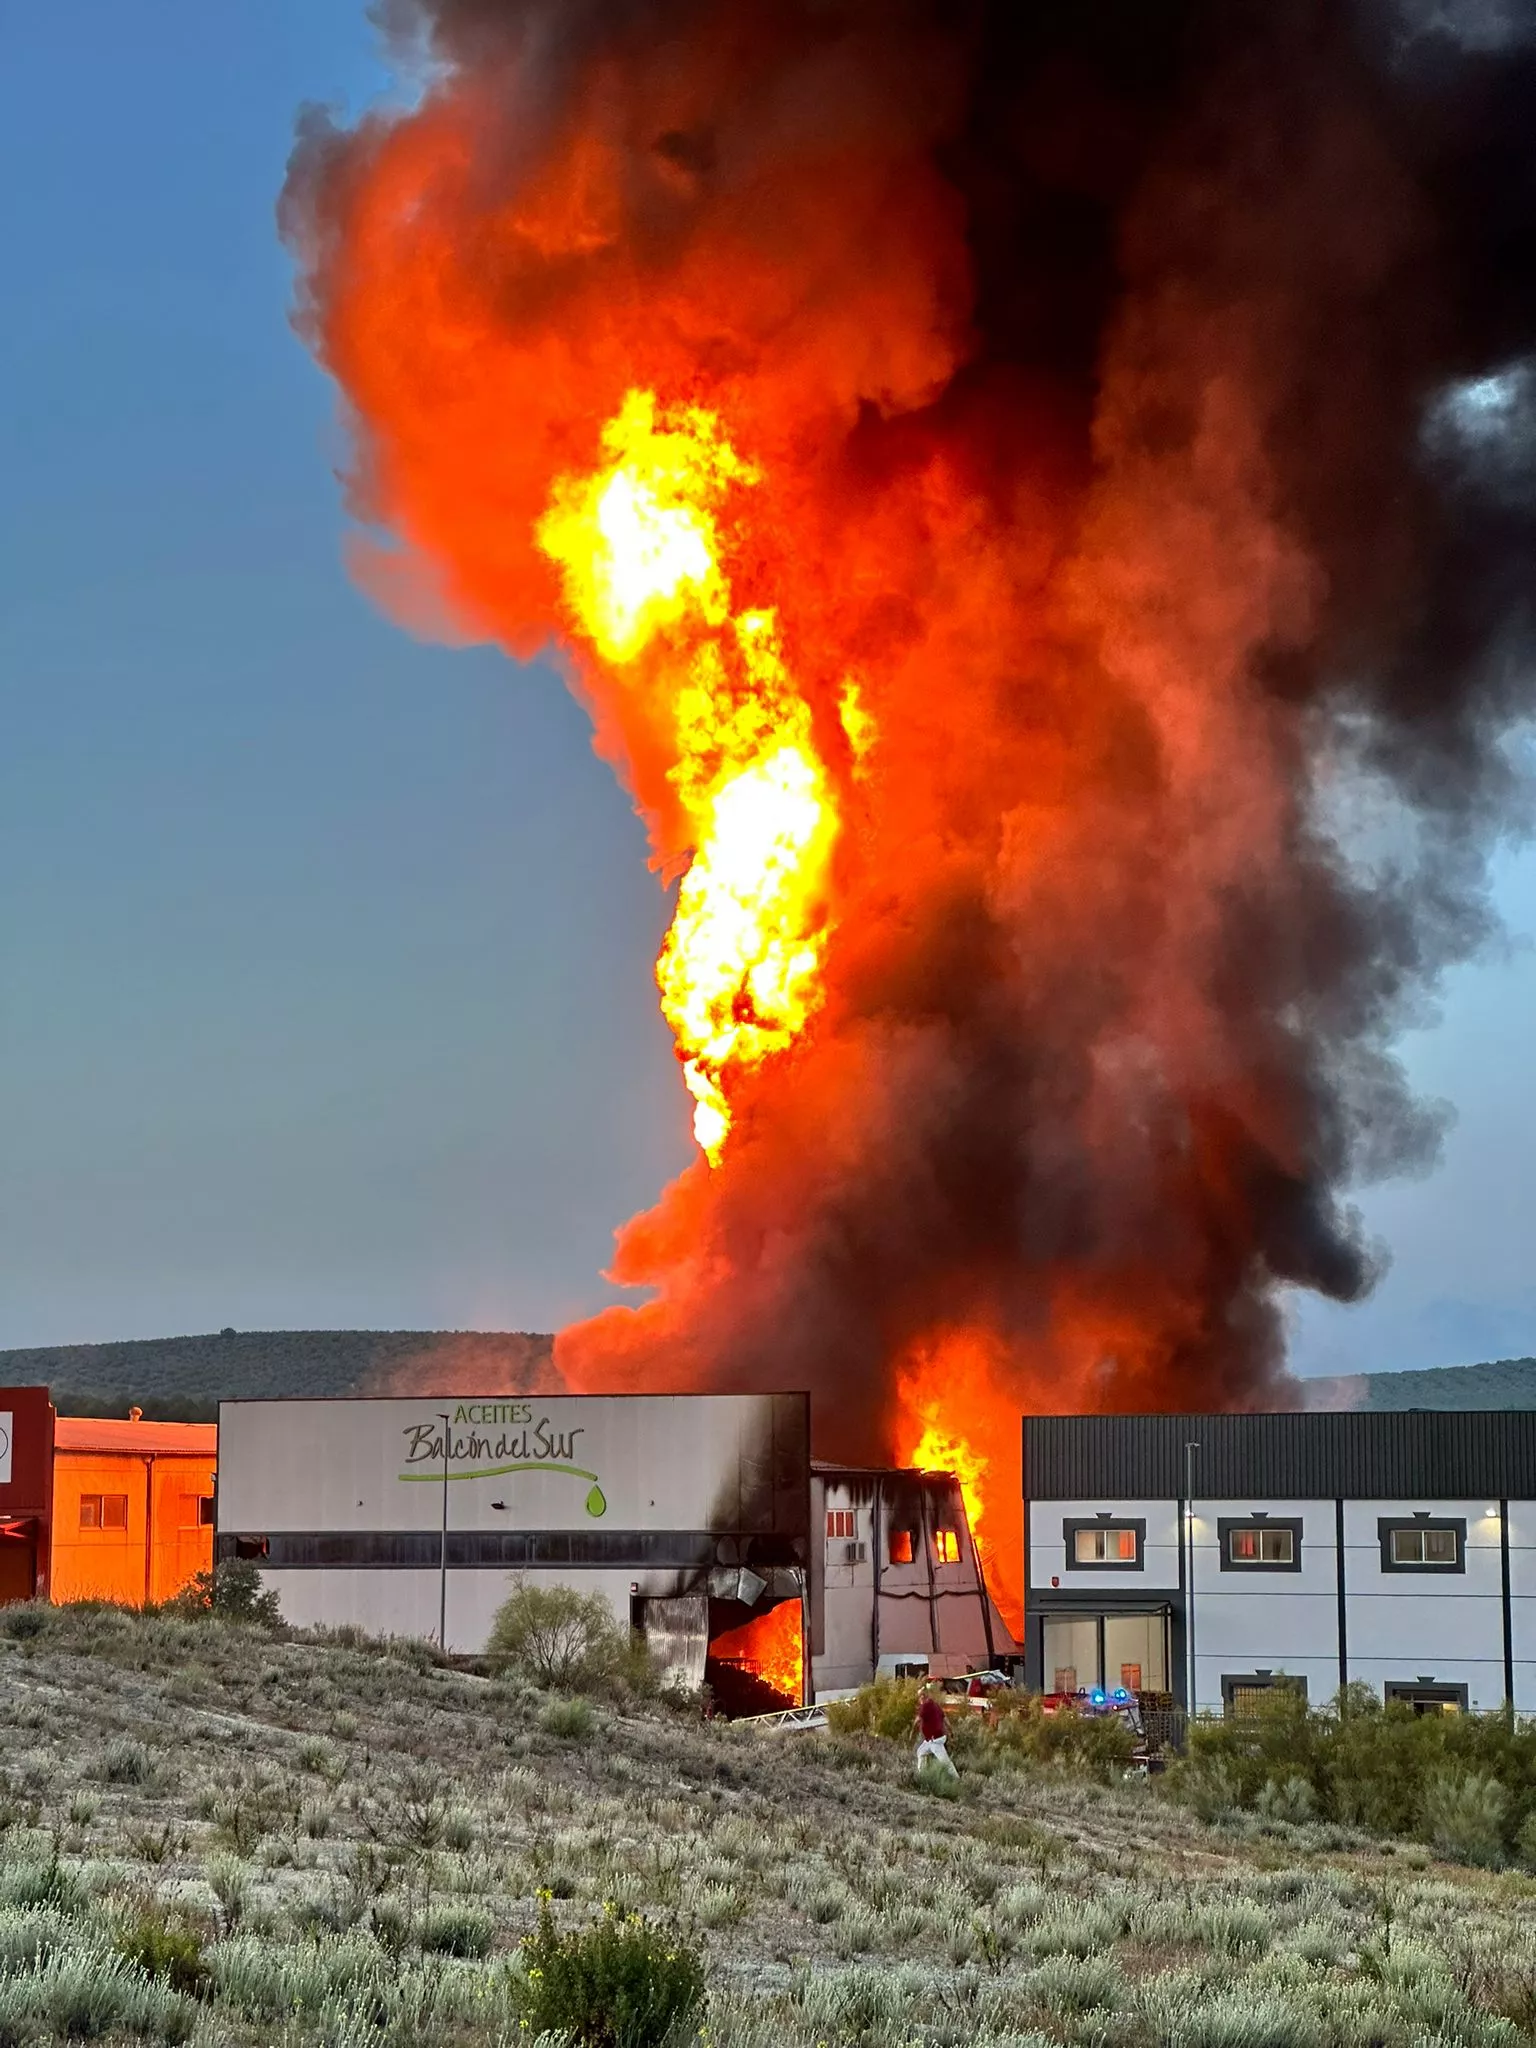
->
[[1023, 1411, 1536, 1715], [810, 1463, 1003, 1695], [217, 1393, 1007, 1705], [0, 1388, 215, 1607], [217, 1393, 813, 1693]]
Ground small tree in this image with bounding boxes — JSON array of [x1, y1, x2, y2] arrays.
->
[[171, 1558, 283, 1629], [487, 1578, 636, 1693]]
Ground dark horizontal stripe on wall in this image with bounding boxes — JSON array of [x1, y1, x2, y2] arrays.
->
[[217, 1530, 806, 1571]]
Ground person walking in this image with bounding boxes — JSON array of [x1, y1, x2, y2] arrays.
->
[[914, 1683, 959, 1779]]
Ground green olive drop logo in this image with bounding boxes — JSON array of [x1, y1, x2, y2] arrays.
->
[[398, 1406, 608, 1516]]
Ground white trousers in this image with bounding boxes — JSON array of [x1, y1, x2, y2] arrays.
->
[[915, 1735, 958, 1777]]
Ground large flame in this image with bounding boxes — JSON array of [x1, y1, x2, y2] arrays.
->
[[537, 391, 837, 1159], [282, 3, 1536, 1657], [897, 1330, 1024, 1635], [709, 1601, 804, 1704]]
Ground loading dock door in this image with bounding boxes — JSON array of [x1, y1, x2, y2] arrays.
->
[[635, 1593, 708, 1694]]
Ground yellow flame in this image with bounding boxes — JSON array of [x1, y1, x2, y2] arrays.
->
[[908, 1411, 990, 1557], [537, 390, 836, 1159]]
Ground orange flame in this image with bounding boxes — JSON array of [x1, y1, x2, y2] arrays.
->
[[709, 1600, 803, 1703], [897, 1330, 1024, 1638], [537, 389, 837, 1160]]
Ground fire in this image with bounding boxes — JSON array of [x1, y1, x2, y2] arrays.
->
[[897, 1331, 1025, 1637], [281, 5, 1518, 1648], [709, 1601, 804, 1704], [537, 391, 837, 1160]]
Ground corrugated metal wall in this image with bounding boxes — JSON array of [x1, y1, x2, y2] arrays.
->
[[1023, 1411, 1536, 1499]]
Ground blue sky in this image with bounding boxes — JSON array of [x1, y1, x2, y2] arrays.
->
[[1, 2, 1532, 1375]]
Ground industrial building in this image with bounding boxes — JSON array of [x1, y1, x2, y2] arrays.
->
[[217, 1393, 813, 1695], [1023, 1411, 1536, 1715], [0, 1389, 215, 1607], [810, 1463, 1004, 1695], [216, 1393, 1003, 1704]]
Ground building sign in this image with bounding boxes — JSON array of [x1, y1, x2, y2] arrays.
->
[[216, 1393, 809, 1540], [398, 1406, 607, 1517]]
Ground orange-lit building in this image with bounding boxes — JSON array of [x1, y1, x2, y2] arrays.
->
[[0, 1391, 216, 1608], [51, 1413, 217, 1606]]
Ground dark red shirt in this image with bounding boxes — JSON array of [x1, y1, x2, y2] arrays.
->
[[918, 1696, 947, 1739]]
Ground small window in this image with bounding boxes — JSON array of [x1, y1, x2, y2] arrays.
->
[[1063, 1518, 1144, 1570], [181, 1494, 216, 1531], [888, 1528, 915, 1567], [934, 1528, 960, 1565], [79, 1494, 129, 1532], [1229, 1528, 1293, 1565], [1218, 1518, 1303, 1573], [825, 1509, 855, 1541], [199, 1495, 216, 1528], [1379, 1518, 1465, 1574], [1075, 1527, 1137, 1564], [1384, 1680, 1468, 1716], [1222, 1673, 1306, 1717]]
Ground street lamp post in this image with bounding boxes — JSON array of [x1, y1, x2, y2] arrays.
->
[[1184, 1440, 1201, 1718], [438, 1411, 452, 1651]]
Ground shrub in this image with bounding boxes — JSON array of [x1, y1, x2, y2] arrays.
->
[[825, 1677, 921, 1741], [0, 1603, 49, 1641], [487, 1580, 638, 1694], [993, 1696, 1138, 1781], [112, 1906, 208, 1995], [1255, 1773, 1317, 1824], [418, 1902, 495, 1958], [540, 1696, 596, 1741], [518, 1899, 705, 2048], [98, 1738, 154, 1786], [171, 1558, 283, 1629], [1420, 1768, 1508, 1867]]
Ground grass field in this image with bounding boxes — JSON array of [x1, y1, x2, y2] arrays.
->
[[3, 1606, 1536, 2044]]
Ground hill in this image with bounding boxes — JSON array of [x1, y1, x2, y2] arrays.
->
[[7, 1327, 1536, 1423], [1302, 1356, 1536, 1412], [0, 1328, 558, 1420], [1, 1600, 1533, 2045]]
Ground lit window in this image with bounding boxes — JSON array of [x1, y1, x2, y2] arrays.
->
[[934, 1528, 960, 1564], [825, 1509, 855, 1541], [1386, 1523, 1462, 1569], [1073, 1526, 1139, 1564], [888, 1528, 915, 1567], [79, 1494, 129, 1532], [1228, 1527, 1294, 1565]]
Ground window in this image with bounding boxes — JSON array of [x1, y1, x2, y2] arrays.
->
[[934, 1527, 961, 1565], [1218, 1517, 1303, 1573], [181, 1494, 216, 1530], [1379, 1518, 1465, 1574], [1384, 1681, 1468, 1716], [825, 1509, 855, 1541], [888, 1528, 915, 1567], [1075, 1527, 1136, 1564], [78, 1494, 129, 1532], [233, 1535, 270, 1560], [1221, 1673, 1307, 1717], [1062, 1517, 1145, 1570]]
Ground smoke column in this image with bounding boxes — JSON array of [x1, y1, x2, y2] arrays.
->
[[283, 0, 1536, 1606]]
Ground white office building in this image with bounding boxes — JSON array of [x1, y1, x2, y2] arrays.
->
[[1022, 1412, 1536, 1715]]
